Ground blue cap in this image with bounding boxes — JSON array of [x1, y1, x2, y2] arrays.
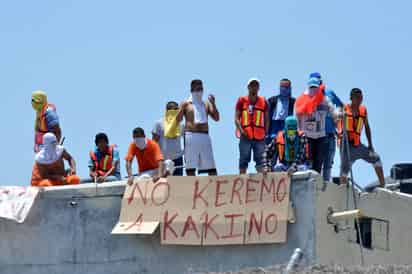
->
[[308, 77, 321, 87], [309, 72, 322, 80]]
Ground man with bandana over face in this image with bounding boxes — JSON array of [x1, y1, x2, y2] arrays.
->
[[176, 79, 220, 176], [31, 90, 61, 153], [235, 79, 269, 174], [152, 101, 184, 176], [295, 77, 339, 174], [267, 79, 296, 144], [126, 127, 174, 185], [31, 133, 80, 187], [309, 72, 343, 186], [263, 116, 310, 174]]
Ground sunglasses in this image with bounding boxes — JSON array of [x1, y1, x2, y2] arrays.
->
[[31, 98, 41, 104]]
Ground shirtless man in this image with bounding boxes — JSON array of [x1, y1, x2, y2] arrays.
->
[[176, 79, 220, 176], [31, 133, 80, 187]]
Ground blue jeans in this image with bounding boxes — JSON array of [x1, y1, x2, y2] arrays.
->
[[274, 163, 309, 172], [323, 134, 336, 182], [239, 137, 266, 170], [81, 175, 121, 183]]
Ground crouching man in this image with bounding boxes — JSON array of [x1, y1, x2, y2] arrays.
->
[[263, 116, 310, 175], [85, 132, 121, 183], [126, 127, 173, 185], [31, 133, 80, 187]]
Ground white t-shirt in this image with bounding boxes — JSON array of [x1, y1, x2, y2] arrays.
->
[[297, 96, 336, 139], [152, 120, 184, 160]]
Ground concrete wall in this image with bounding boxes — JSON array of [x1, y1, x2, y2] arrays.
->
[[317, 181, 412, 266], [0, 172, 321, 274]]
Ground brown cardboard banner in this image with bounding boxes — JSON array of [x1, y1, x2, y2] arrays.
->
[[112, 173, 290, 245], [111, 177, 169, 234]]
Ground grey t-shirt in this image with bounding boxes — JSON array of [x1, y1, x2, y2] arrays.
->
[[152, 120, 184, 160]]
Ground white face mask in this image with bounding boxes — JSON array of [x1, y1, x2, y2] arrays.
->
[[35, 133, 64, 164], [308, 87, 318, 97], [134, 137, 147, 150], [191, 91, 203, 103]]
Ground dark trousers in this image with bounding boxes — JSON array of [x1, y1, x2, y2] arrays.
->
[[173, 157, 184, 176], [308, 137, 329, 174]]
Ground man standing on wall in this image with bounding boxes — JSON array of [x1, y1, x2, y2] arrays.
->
[[340, 88, 385, 187], [176, 79, 220, 176], [152, 101, 184, 176], [309, 72, 343, 186], [31, 90, 62, 153], [235, 79, 269, 174], [267, 78, 295, 143], [295, 77, 338, 174]]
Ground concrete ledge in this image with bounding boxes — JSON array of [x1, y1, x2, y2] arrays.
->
[[0, 172, 321, 274]]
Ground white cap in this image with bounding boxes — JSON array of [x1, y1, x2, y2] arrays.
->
[[247, 78, 260, 86]]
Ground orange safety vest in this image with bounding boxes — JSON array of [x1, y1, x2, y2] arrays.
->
[[276, 131, 308, 162], [90, 145, 116, 176], [342, 104, 367, 147], [238, 96, 267, 141]]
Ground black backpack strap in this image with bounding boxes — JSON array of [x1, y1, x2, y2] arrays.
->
[[289, 97, 296, 115]]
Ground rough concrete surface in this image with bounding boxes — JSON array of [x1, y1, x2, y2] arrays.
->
[[209, 265, 412, 274], [207, 265, 412, 274]]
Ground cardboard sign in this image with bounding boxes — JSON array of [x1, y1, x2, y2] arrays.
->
[[0, 186, 39, 223], [112, 177, 169, 234], [112, 173, 290, 245]]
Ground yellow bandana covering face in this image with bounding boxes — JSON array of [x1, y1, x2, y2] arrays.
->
[[32, 90, 48, 129], [32, 90, 47, 112], [164, 109, 181, 138]]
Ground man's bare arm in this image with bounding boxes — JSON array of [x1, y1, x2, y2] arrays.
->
[[235, 109, 246, 137], [152, 133, 160, 143], [207, 101, 220, 122], [89, 166, 96, 178], [63, 150, 76, 175], [126, 160, 133, 178], [364, 117, 374, 150], [176, 101, 189, 123], [104, 160, 118, 178]]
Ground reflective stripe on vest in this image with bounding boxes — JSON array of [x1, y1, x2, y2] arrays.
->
[[343, 104, 367, 146], [255, 110, 262, 126], [242, 110, 249, 126], [91, 145, 115, 174], [276, 131, 285, 161], [276, 130, 307, 162], [239, 96, 266, 140]]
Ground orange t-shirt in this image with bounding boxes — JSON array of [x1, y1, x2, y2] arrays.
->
[[125, 139, 164, 173]]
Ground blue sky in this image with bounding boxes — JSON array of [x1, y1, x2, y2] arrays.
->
[[1, 0, 411, 186]]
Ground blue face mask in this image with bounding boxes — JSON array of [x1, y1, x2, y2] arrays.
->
[[279, 87, 291, 97]]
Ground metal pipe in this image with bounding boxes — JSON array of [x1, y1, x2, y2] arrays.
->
[[284, 248, 303, 274], [329, 209, 362, 223]]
